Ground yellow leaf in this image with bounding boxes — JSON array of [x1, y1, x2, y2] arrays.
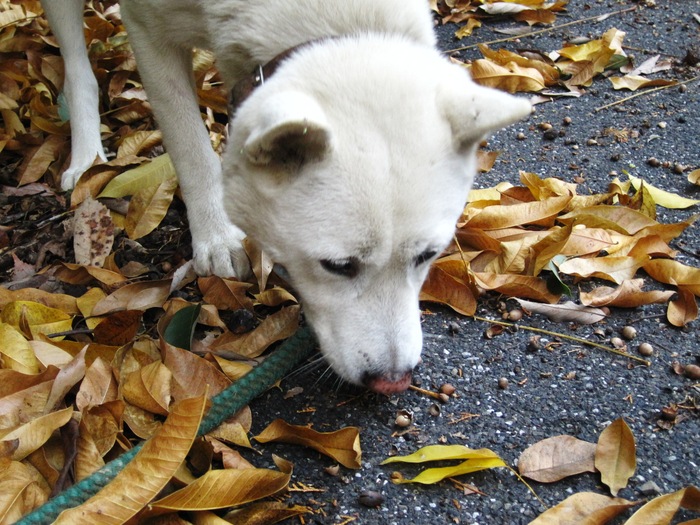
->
[[624, 486, 700, 525], [474, 272, 560, 303], [595, 418, 636, 497], [518, 436, 596, 483], [122, 361, 172, 416], [455, 18, 481, 39], [609, 74, 677, 91], [558, 254, 648, 285], [0, 322, 39, 373], [0, 460, 50, 523], [559, 205, 657, 235], [150, 462, 291, 512], [420, 260, 478, 316], [628, 175, 700, 209], [0, 301, 72, 340], [116, 130, 162, 158], [643, 259, 700, 296], [479, 44, 559, 85], [528, 492, 637, 525], [98, 153, 177, 199], [91, 280, 173, 315], [1, 407, 74, 461], [254, 419, 362, 469], [223, 502, 310, 525], [470, 59, 546, 93], [689, 169, 700, 186], [125, 175, 179, 239], [54, 394, 207, 524], [464, 194, 572, 230]]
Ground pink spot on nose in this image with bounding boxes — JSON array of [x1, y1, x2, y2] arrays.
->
[[364, 371, 413, 394]]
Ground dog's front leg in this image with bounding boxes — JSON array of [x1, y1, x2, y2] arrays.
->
[[42, 0, 107, 190], [119, 4, 249, 278]]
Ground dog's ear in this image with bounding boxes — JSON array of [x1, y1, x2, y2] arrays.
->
[[441, 80, 531, 150], [243, 91, 331, 167]]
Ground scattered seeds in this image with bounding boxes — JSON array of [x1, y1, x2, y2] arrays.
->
[[647, 157, 661, 167], [684, 364, 700, 380], [517, 132, 526, 140], [428, 403, 441, 417], [358, 490, 385, 508], [438, 393, 450, 404], [539, 122, 553, 131], [660, 405, 678, 421], [498, 377, 509, 389], [621, 326, 637, 340], [440, 383, 456, 396], [657, 121, 667, 129], [638, 342, 654, 357], [324, 465, 340, 476], [563, 116, 572, 126], [508, 309, 523, 321], [611, 337, 626, 349], [395, 410, 413, 428]]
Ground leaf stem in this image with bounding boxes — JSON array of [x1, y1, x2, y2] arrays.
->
[[470, 315, 652, 366]]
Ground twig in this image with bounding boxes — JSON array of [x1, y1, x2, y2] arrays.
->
[[594, 75, 700, 112], [408, 384, 442, 400], [471, 315, 652, 366], [444, 5, 637, 54]]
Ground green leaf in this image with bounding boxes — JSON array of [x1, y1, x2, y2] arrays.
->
[[163, 304, 201, 350], [98, 153, 177, 199], [546, 256, 572, 296]]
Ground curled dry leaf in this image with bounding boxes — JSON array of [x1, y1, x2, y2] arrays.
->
[[667, 287, 699, 328], [624, 485, 700, 525], [54, 394, 207, 524], [0, 300, 73, 339], [518, 435, 597, 483], [580, 279, 675, 308], [254, 419, 362, 469], [1, 407, 73, 461], [689, 169, 700, 186], [628, 175, 700, 209], [528, 492, 638, 524], [515, 298, 607, 324], [223, 502, 310, 525], [91, 280, 172, 316], [470, 59, 547, 93], [609, 75, 677, 91], [382, 444, 506, 485], [595, 418, 636, 497]]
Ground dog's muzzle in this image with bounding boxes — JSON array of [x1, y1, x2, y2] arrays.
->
[[362, 370, 413, 395]]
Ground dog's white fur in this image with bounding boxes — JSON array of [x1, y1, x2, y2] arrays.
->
[[43, 0, 530, 393]]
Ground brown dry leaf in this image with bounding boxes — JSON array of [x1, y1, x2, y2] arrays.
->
[[477, 150, 500, 173], [470, 58, 546, 93], [667, 287, 699, 327], [75, 419, 106, 482], [151, 455, 292, 512], [0, 287, 79, 315], [1, 407, 73, 460], [122, 361, 173, 416], [75, 357, 118, 412], [559, 205, 658, 235], [52, 262, 128, 287], [643, 259, 700, 296], [117, 130, 162, 158], [558, 254, 649, 285], [163, 342, 231, 400], [609, 75, 677, 91], [0, 459, 50, 523], [125, 175, 179, 240], [222, 502, 310, 525], [420, 261, 479, 316], [528, 492, 637, 525], [515, 299, 606, 324], [206, 437, 254, 469], [595, 418, 636, 497], [0, 301, 73, 340], [254, 419, 362, 469], [82, 400, 125, 456], [54, 394, 207, 524], [92, 310, 142, 346], [580, 279, 675, 308], [474, 272, 560, 303], [44, 346, 87, 413], [210, 305, 300, 358], [198, 276, 254, 311], [464, 194, 572, 230], [91, 280, 172, 315], [518, 435, 597, 483], [73, 196, 115, 267], [624, 486, 700, 525], [478, 44, 559, 85], [17, 135, 65, 185]]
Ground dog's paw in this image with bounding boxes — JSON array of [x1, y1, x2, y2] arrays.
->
[[61, 150, 107, 191], [191, 225, 251, 279]]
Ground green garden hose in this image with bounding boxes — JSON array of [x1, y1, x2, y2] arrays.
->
[[17, 326, 316, 525]]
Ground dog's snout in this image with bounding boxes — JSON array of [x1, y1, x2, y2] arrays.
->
[[362, 370, 413, 395]]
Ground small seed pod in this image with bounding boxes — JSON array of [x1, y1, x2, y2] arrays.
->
[[358, 490, 385, 508], [684, 364, 700, 380], [440, 383, 456, 396], [621, 326, 637, 340], [611, 337, 626, 349], [394, 410, 413, 428], [498, 377, 509, 389], [508, 309, 523, 321], [638, 342, 654, 357]]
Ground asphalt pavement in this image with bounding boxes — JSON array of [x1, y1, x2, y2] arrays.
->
[[249, 1, 700, 523]]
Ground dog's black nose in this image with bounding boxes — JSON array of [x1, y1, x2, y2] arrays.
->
[[362, 370, 413, 395]]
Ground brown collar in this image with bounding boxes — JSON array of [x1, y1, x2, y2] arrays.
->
[[229, 42, 311, 113]]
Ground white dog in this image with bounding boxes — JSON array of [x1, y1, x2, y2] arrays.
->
[[43, 0, 530, 394]]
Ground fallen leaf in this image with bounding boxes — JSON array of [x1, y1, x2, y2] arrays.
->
[[624, 486, 700, 525], [595, 418, 636, 497], [420, 262, 479, 316], [254, 419, 361, 469], [518, 435, 597, 482], [1, 407, 73, 461], [528, 492, 637, 524], [580, 279, 675, 308], [92, 310, 143, 345], [689, 169, 700, 186], [0, 460, 50, 523], [98, 153, 177, 199], [73, 196, 115, 267], [0, 322, 40, 373], [515, 299, 606, 324], [470, 59, 546, 93], [628, 175, 700, 208], [91, 280, 172, 315], [609, 75, 677, 91], [151, 455, 292, 511], [558, 254, 648, 285], [223, 502, 310, 525], [667, 287, 699, 327], [54, 394, 207, 524], [0, 300, 73, 340], [643, 259, 700, 296], [198, 276, 254, 311], [124, 175, 178, 239]]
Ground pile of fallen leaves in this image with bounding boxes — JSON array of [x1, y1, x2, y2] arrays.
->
[[1, 1, 699, 524]]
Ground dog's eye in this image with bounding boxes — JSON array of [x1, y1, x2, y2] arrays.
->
[[415, 249, 438, 267], [320, 258, 359, 278]]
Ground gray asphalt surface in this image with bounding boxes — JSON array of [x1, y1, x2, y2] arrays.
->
[[250, 1, 700, 523]]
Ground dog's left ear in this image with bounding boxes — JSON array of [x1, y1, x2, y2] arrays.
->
[[243, 91, 331, 167], [440, 80, 531, 150]]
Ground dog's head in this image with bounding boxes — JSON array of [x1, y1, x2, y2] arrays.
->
[[223, 37, 530, 394]]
